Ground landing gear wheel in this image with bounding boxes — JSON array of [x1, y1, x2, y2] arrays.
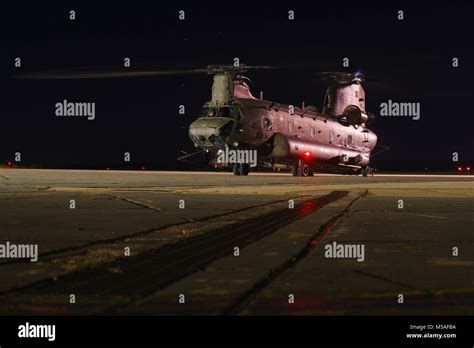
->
[[238, 163, 250, 176], [361, 166, 368, 177], [297, 163, 310, 177], [291, 165, 298, 176], [232, 163, 239, 176], [302, 164, 310, 177]]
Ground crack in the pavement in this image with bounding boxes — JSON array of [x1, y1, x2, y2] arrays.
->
[[350, 269, 417, 290], [353, 209, 473, 214], [402, 212, 473, 221], [222, 190, 367, 315], [352, 210, 473, 221], [418, 188, 474, 198], [107, 194, 194, 223], [35, 186, 51, 191]]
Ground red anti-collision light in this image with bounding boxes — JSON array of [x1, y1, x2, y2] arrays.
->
[[458, 166, 462, 171], [304, 151, 311, 158], [467, 167, 471, 171]]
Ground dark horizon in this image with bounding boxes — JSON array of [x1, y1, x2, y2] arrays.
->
[[1, 1, 473, 170]]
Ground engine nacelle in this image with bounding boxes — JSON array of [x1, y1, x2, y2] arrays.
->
[[341, 105, 375, 125]]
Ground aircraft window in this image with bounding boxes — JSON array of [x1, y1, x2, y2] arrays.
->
[[217, 107, 232, 118], [263, 117, 272, 130], [219, 121, 235, 137], [288, 122, 294, 133], [200, 108, 210, 117], [329, 131, 335, 143], [204, 108, 216, 117], [310, 127, 316, 137]]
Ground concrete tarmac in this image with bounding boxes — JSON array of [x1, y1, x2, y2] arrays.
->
[[0, 169, 472, 315]]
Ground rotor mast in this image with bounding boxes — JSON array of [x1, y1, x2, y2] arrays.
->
[[207, 65, 249, 106]]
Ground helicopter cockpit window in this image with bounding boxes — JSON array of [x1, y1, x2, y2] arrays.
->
[[201, 107, 216, 117], [217, 107, 232, 118], [200, 107, 209, 117], [202, 106, 240, 119]]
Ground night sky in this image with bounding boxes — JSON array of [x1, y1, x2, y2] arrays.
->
[[1, 1, 472, 170]]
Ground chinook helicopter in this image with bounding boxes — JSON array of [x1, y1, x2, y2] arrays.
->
[[19, 64, 379, 176], [185, 65, 377, 176]]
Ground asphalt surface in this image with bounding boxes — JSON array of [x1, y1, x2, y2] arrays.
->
[[0, 169, 472, 315]]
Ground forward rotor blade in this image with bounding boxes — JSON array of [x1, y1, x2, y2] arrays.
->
[[17, 68, 210, 80], [17, 64, 277, 80]]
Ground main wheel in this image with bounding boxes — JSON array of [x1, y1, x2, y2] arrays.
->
[[291, 165, 298, 176], [232, 163, 239, 176], [361, 166, 368, 177], [297, 163, 310, 177], [302, 164, 310, 177], [238, 163, 250, 176]]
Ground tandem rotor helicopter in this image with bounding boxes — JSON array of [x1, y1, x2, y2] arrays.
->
[[20, 63, 386, 177]]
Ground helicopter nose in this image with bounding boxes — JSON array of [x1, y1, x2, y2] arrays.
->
[[188, 118, 234, 148]]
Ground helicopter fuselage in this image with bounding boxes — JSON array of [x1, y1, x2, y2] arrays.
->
[[188, 74, 378, 176], [189, 99, 377, 175]]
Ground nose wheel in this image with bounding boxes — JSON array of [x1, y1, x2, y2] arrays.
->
[[233, 163, 250, 176], [361, 166, 374, 177]]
